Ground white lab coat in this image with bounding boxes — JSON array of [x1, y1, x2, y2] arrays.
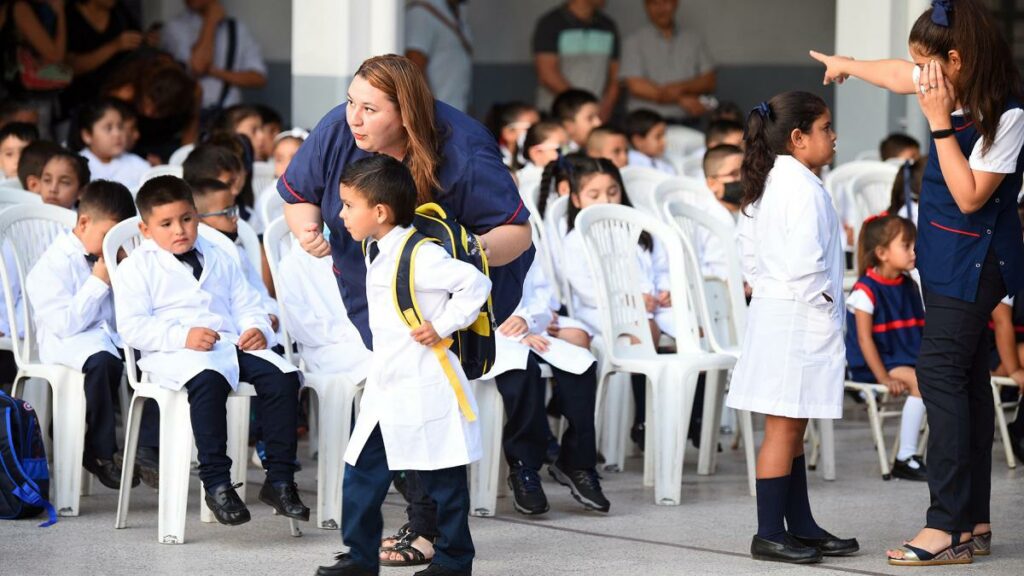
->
[[726, 155, 845, 419], [344, 225, 491, 471], [276, 247, 371, 380], [25, 231, 121, 370], [0, 241, 25, 338], [563, 228, 676, 338], [114, 236, 297, 391], [484, 256, 595, 378], [235, 242, 278, 318]]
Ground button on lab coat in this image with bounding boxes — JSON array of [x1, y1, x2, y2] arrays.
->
[[26, 231, 120, 371], [726, 155, 845, 419], [343, 225, 491, 471], [114, 236, 297, 390]]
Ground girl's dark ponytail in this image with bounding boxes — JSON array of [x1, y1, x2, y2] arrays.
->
[[740, 91, 829, 215], [536, 157, 560, 217]]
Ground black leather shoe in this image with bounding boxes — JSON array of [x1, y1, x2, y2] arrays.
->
[[750, 534, 822, 564], [314, 553, 376, 576], [1008, 419, 1024, 463], [790, 530, 860, 556], [83, 456, 131, 490], [135, 447, 160, 489], [259, 481, 310, 521], [413, 564, 471, 576], [892, 457, 928, 482], [204, 482, 251, 526]]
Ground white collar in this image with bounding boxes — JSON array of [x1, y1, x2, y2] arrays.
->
[[775, 155, 823, 186]]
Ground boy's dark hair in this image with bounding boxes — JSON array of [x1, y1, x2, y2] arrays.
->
[[703, 144, 744, 177], [255, 104, 282, 128], [705, 119, 745, 148], [46, 149, 91, 188], [585, 125, 627, 150], [909, 0, 1021, 154], [625, 109, 666, 140], [0, 98, 36, 125], [339, 155, 417, 227], [710, 101, 743, 123], [136, 176, 196, 220], [484, 101, 535, 141], [110, 98, 137, 122], [552, 89, 599, 122], [741, 91, 829, 213], [0, 122, 39, 146], [211, 104, 262, 136], [78, 180, 137, 222], [182, 143, 244, 183], [17, 140, 63, 188], [879, 133, 921, 161], [188, 177, 232, 200]]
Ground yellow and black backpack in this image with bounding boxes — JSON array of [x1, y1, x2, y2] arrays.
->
[[371, 202, 496, 421]]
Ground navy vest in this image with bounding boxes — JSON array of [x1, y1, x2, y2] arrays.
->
[[845, 270, 926, 372], [915, 100, 1024, 302]]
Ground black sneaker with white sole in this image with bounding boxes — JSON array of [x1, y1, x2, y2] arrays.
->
[[507, 464, 549, 515], [548, 462, 610, 513]]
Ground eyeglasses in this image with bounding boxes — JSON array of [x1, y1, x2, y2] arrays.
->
[[198, 205, 240, 219]]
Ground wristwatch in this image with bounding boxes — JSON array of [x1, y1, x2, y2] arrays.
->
[[931, 128, 956, 139]]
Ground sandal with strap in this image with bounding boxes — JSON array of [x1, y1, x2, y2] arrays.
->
[[887, 532, 973, 566], [380, 523, 412, 548], [380, 525, 435, 567], [971, 532, 992, 556]]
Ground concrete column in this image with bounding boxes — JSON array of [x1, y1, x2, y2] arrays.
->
[[290, 0, 403, 128], [833, 0, 929, 163]]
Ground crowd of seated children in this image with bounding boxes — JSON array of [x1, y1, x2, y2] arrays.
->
[[552, 89, 602, 153], [585, 126, 629, 169], [625, 109, 675, 175], [72, 98, 150, 191]]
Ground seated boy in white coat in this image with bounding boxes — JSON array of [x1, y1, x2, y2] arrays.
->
[[26, 180, 139, 490], [114, 176, 308, 527], [315, 156, 489, 576], [276, 243, 371, 380]]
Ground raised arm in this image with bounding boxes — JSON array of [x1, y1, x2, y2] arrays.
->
[[809, 50, 917, 95]]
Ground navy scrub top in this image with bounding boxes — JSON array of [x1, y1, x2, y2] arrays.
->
[[278, 99, 534, 349]]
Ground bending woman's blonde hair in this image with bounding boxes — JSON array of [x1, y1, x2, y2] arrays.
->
[[355, 54, 441, 205]]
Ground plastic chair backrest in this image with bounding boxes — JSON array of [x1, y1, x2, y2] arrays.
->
[[848, 164, 900, 226], [198, 223, 243, 266], [520, 182, 561, 304], [544, 195, 571, 310], [665, 125, 705, 159], [663, 198, 748, 351], [574, 204, 704, 362], [822, 160, 890, 216], [0, 187, 42, 207], [855, 150, 882, 162], [680, 155, 705, 179], [137, 165, 183, 191], [167, 144, 195, 166], [620, 165, 671, 217], [0, 204, 78, 368], [251, 162, 276, 201], [103, 217, 146, 388], [259, 186, 286, 229], [262, 216, 296, 365], [653, 177, 717, 221]]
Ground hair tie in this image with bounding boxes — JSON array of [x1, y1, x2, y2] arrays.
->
[[863, 210, 890, 226], [931, 0, 952, 27], [754, 101, 771, 120]]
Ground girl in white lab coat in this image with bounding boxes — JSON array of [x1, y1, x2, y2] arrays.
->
[[725, 92, 858, 563]]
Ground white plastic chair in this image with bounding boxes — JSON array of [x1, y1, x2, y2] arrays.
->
[[679, 155, 706, 179], [259, 186, 287, 230], [137, 165, 184, 191], [0, 187, 41, 207], [167, 144, 195, 166], [620, 165, 671, 218], [855, 150, 882, 162], [847, 164, 900, 230], [576, 204, 735, 505], [0, 204, 93, 516], [664, 126, 705, 162], [663, 198, 756, 495], [840, 379, 906, 478], [543, 195, 572, 311], [106, 218, 300, 543], [264, 216, 363, 529], [251, 162, 277, 200], [0, 177, 24, 189], [652, 177, 717, 222], [992, 376, 1021, 469]]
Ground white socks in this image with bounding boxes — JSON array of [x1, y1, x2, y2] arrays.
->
[[897, 395, 927, 462]]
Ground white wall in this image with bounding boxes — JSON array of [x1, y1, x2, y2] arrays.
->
[[466, 0, 836, 65]]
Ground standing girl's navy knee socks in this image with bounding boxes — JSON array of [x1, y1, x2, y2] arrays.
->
[[755, 475, 790, 543], [785, 454, 825, 537]]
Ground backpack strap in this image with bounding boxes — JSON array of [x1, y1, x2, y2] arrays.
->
[[0, 404, 56, 527], [405, 0, 473, 56], [215, 18, 238, 110], [392, 230, 477, 422]]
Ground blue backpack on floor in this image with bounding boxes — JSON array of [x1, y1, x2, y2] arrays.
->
[[0, 389, 56, 526]]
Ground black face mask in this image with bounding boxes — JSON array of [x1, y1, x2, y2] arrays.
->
[[722, 181, 744, 205]]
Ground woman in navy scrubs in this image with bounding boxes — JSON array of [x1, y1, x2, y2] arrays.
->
[[812, 0, 1024, 566], [278, 55, 532, 572]]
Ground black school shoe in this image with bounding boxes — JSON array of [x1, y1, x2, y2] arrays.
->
[[414, 564, 471, 576], [314, 553, 375, 576], [204, 482, 251, 526], [135, 447, 160, 489], [259, 481, 310, 521], [789, 531, 860, 556], [84, 454, 136, 490], [892, 456, 928, 482], [507, 464, 549, 515], [548, 462, 610, 513], [750, 533, 822, 564]]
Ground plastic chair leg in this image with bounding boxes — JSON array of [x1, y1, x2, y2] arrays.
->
[[864, 392, 891, 479], [598, 372, 631, 472], [739, 410, 756, 496], [307, 390, 320, 458], [818, 418, 836, 481], [469, 379, 503, 517], [642, 376, 655, 488], [52, 372, 88, 517], [158, 394, 194, 544], [697, 370, 726, 475], [116, 393, 146, 529], [992, 381, 1016, 469], [652, 368, 700, 506], [313, 379, 356, 529]]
